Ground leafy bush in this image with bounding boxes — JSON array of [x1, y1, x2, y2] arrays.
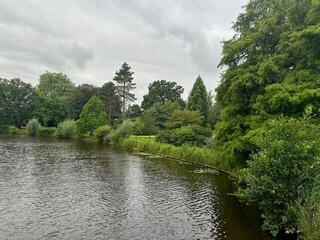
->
[[38, 127, 56, 136], [156, 124, 212, 147], [131, 118, 144, 135], [26, 118, 41, 136], [55, 119, 77, 138], [9, 126, 27, 135], [111, 119, 134, 144], [94, 124, 111, 143], [0, 125, 9, 134], [236, 116, 320, 236]]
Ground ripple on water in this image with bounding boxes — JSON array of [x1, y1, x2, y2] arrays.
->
[[0, 135, 276, 240]]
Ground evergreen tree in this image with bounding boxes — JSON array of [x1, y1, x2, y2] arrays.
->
[[113, 62, 136, 118], [187, 75, 209, 125], [77, 95, 106, 135], [98, 82, 121, 125]]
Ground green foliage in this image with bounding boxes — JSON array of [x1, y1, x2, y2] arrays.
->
[[9, 126, 26, 135], [236, 116, 320, 236], [26, 118, 41, 136], [94, 124, 111, 143], [127, 104, 143, 118], [143, 101, 181, 130], [38, 127, 56, 136], [141, 80, 184, 110], [113, 62, 136, 117], [0, 125, 9, 134], [213, 0, 320, 175], [131, 118, 144, 135], [66, 84, 98, 120], [187, 75, 209, 124], [98, 82, 122, 124], [77, 95, 107, 135], [296, 174, 320, 240], [157, 124, 212, 147], [37, 71, 75, 100], [0, 78, 40, 127], [34, 98, 65, 127], [55, 119, 77, 138], [166, 109, 203, 129], [122, 136, 218, 168], [111, 119, 134, 144]]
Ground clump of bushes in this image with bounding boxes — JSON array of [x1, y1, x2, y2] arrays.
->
[[111, 119, 134, 144], [94, 124, 111, 143], [26, 118, 41, 136], [55, 119, 77, 138], [156, 124, 212, 147]]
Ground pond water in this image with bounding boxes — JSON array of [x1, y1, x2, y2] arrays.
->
[[0, 135, 280, 239]]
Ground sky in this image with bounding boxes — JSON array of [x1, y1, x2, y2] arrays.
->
[[0, 0, 249, 103]]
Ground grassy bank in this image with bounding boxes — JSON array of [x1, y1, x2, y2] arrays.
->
[[122, 136, 231, 174]]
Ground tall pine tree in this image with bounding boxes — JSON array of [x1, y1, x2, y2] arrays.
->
[[113, 62, 136, 118], [187, 75, 209, 125]]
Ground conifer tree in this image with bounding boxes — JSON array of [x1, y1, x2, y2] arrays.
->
[[187, 75, 209, 125], [113, 62, 136, 118]]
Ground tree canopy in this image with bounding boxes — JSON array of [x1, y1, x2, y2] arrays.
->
[[214, 0, 320, 165], [37, 71, 75, 100], [141, 80, 184, 110], [113, 62, 136, 118], [187, 75, 209, 125], [77, 95, 106, 135]]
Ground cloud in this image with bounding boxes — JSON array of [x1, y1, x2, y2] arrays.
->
[[0, 0, 249, 102]]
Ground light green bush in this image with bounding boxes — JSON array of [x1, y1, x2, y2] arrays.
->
[[111, 119, 134, 144], [94, 124, 111, 143], [55, 119, 77, 138], [26, 118, 40, 136]]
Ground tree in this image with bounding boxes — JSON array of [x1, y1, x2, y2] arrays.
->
[[187, 75, 209, 124], [77, 95, 107, 135], [66, 84, 98, 120], [35, 72, 75, 127], [37, 71, 75, 100], [113, 62, 136, 118], [141, 80, 184, 110], [0, 78, 40, 127], [165, 109, 203, 130], [98, 82, 121, 124], [214, 0, 320, 166], [143, 101, 181, 130], [127, 104, 143, 118]]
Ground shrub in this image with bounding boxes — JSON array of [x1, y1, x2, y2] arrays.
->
[[94, 124, 111, 143], [0, 125, 9, 134], [38, 127, 56, 136], [9, 126, 27, 135], [111, 119, 134, 144], [26, 118, 41, 136], [55, 119, 77, 138], [236, 116, 320, 236]]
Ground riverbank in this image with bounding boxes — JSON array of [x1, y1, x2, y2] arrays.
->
[[121, 136, 232, 176]]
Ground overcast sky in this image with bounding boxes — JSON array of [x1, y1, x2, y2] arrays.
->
[[0, 0, 249, 103]]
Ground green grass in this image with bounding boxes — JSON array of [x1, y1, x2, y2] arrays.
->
[[122, 136, 229, 172]]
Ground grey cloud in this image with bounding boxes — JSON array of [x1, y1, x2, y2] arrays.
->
[[0, 0, 249, 103]]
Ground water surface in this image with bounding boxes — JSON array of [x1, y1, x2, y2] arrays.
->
[[0, 135, 277, 239]]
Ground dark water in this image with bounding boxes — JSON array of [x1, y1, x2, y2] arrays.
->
[[0, 135, 278, 240]]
